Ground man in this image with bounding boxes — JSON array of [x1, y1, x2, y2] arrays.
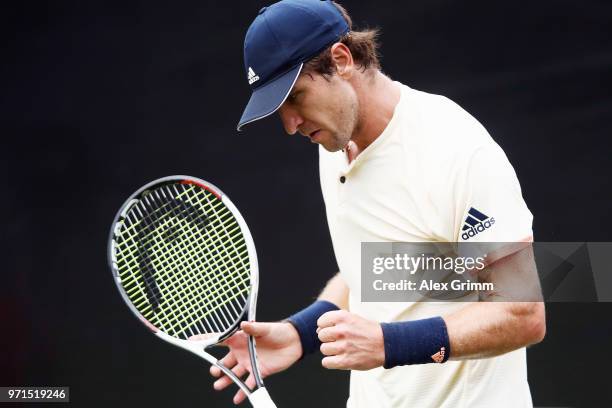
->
[[206, 1, 546, 406]]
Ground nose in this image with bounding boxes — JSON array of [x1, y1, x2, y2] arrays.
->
[[278, 104, 304, 135]]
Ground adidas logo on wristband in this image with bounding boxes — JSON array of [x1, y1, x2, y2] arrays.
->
[[431, 347, 446, 363]]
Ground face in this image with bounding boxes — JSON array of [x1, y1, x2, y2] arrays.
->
[[278, 71, 359, 152]]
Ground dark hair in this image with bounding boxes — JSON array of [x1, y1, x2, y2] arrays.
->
[[304, 1, 381, 76]]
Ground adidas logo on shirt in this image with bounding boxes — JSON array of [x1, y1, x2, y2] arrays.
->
[[461, 207, 495, 240], [247, 67, 260, 85]]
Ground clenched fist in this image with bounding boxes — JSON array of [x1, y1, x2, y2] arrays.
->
[[317, 310, 385, 370]]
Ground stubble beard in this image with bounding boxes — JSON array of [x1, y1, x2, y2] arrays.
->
[[323, 98, 359, 153]]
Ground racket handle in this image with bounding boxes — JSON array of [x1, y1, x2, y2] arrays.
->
[[249, 387, 277, 408]]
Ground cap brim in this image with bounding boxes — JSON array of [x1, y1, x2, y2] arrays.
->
[[237, 63, 303, 131]]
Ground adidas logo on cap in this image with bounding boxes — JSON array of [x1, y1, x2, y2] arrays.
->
[[247, 67, 260, 85], [461, 207, 495, 240]]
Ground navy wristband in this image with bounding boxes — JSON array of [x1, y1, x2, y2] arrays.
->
[[286, 300, 340, 357], [381, 316, 451, 368]]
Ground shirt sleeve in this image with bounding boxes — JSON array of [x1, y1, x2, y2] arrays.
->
[[455, 143, 533, 244]]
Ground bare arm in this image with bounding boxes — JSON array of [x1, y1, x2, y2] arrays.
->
[[317, 244, 546, 370], [318, 272, 349, 310], [445, 244, 546, 360]]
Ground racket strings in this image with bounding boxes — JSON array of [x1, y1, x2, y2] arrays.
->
[[146, 185, 248, 336], [118, 189, 204, 335], [136, 194, 206, 310], [114, 182, 251, 339], [135, 196, 235, 318], [124, 186, 246, 338], [159, 185, 249, 335], [127, 205, 248, 334]]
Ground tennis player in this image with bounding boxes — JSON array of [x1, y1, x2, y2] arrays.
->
[[209, 1, 546, 406]]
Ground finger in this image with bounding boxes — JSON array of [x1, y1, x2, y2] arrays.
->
[[210, 365, 221, 378], [245, 373, 257, 390], [320, 340, 343, 356], [210, 352, 237, 377], [318, 326, 339, 343], [233, 374, 256, 405], [219, 352, 238, 369], [213, 374, 235, 391], [317, 310, 347, 329], [322, 355, 346, 370], [219, 330, 245, 347], [213, 363, 248, 391], [240, 321, 272, 337], [233, 389, 247, 405]]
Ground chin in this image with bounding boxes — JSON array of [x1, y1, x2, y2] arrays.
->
[[320, 142, 344, 153], [319, 134, 348, 153]]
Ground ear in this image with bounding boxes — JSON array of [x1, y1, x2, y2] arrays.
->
[[330, 43, 354, 78]]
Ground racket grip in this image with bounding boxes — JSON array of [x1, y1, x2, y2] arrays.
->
[[249, 387, 277, 408]]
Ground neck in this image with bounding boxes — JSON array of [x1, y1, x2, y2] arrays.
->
[[350, 71, 400, 153]]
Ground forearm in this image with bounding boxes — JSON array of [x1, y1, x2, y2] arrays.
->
[[444, 301, 546, 360], [445, 245, 546, 359], [317, 249, 546, 370], [317, 272, 349, 310], [381, 246, 545, 368]]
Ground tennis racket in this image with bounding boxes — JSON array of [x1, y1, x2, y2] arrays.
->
[[107, 175, 277, 407]]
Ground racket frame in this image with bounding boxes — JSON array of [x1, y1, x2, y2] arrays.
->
[[108, 175, 274, 407]]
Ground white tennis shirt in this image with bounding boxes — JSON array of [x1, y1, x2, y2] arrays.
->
[[319, 83, 534, 408]]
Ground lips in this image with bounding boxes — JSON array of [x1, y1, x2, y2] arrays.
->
[[309, 129, 322, 141]]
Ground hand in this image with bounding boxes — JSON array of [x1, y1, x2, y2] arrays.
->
[[317, 310, 385, 371], [192, 321, 301, 405]]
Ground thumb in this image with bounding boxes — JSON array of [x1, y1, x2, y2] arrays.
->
[[240, 321, 273, 337]]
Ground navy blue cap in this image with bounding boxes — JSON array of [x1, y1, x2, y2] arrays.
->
[[237, 0, 349, 131]]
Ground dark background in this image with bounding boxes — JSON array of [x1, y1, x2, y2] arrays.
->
[[2, 0, 611, 407]]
